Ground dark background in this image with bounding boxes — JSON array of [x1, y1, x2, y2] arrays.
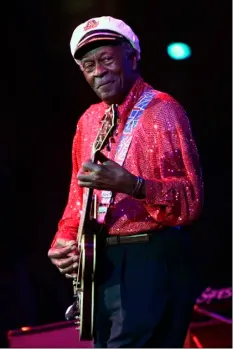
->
[[2, 0, 231, 337]]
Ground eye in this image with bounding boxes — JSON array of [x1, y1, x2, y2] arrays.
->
[[102, 56, 113, 64], [82, 62, 95, 72]]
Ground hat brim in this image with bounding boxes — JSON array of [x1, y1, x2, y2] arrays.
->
[[74, 31, 124, 59]]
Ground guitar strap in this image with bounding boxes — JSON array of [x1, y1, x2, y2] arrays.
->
[[97, 87, 156, 224]]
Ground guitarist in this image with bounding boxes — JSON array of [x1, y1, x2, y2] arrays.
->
[[48, 16, 203, 348]]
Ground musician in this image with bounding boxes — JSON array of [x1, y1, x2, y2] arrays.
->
[[48, 16, 203, 348]]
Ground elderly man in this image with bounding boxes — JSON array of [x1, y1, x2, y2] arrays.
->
[[48, 16, 203, 348]]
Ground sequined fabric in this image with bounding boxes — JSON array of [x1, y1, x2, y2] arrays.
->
[[51, 77, 203, 246]]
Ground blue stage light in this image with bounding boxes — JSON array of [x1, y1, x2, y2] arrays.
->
[[167, 42, 192, 60]]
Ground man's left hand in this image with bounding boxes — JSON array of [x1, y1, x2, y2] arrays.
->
[[77, 155, 137, 195]]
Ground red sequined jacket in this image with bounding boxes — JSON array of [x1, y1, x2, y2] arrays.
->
[[51, 77, 203, 246]]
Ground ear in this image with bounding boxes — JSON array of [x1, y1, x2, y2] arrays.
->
[[132, 55, 137, 71], [127, 50, 137, 70]]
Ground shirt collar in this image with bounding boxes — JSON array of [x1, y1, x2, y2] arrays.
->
[[103, 76, 146, 125], [117, 76, 145, 120]]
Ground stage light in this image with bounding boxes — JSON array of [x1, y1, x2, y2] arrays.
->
[[167, 42, 192, 60], [21, 327, 31, 332]]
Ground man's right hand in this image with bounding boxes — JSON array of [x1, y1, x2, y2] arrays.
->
[[48, 238, 79, 279]]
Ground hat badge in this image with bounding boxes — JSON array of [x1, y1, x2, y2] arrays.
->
[[84, 19, 99, 31]]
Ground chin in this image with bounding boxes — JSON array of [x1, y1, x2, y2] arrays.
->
[[98, 91, 118, 105], [100, 87, 126, 105]]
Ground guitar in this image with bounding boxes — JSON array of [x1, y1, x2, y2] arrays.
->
[[65, 104, 118, 341]]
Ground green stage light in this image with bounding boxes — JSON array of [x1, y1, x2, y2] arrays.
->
[[167, 42, 192, 60]]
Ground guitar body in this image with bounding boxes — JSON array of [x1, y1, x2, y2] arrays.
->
[[79, 233, 97, 340]]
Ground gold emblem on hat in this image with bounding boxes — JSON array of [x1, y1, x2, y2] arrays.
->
[[84, 19, 99, 31]]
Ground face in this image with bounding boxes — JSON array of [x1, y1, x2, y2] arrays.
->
[[79, 44, 137, 105]]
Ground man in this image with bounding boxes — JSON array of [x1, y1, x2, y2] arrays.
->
[[48, 16, 203, 348]]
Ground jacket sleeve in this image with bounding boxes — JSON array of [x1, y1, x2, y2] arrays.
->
[[140, 99, 204, 226], [51, 123, 83, 247]]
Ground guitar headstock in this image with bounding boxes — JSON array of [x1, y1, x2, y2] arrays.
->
[[92, 104, 118, 157]]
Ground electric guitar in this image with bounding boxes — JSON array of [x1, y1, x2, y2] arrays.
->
[[65, 104, 118, 341]]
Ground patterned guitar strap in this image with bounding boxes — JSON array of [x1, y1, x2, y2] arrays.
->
[[97, 87, 156, 224]]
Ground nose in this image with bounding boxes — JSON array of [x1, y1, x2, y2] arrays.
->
[[93, 61, 107, 78]]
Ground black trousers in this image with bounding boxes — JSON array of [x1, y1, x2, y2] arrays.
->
[[94, 228, 200, 348]]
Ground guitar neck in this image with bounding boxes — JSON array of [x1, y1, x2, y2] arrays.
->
[[77, 153, 97, 246]]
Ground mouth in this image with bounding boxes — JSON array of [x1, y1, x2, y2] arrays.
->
[[97, 81, 113, 89]]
